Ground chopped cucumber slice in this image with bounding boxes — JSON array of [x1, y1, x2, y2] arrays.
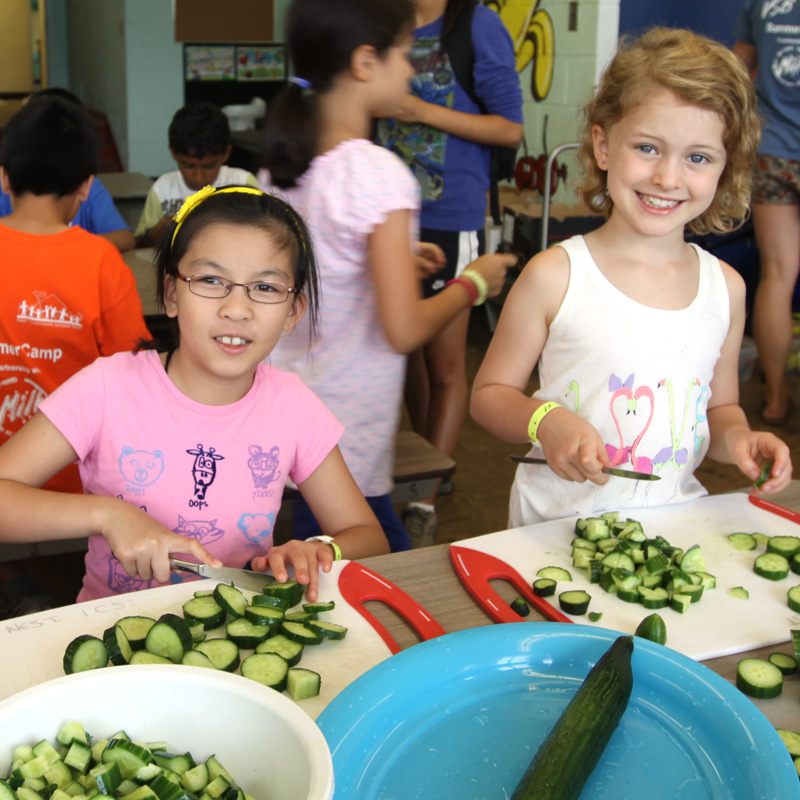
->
[[558, 590, 591, 615], [255, 634, 304, 667], [768, 652, 797, 675], [754, 552, 790, 581], [769, 536, 800, 559], [193, 638, 240, 672], [510, 597, 530, 617], [63, 635, 108, 675], [776, 729, 800, 757], [536, 566, 572, 582], [736, 657, 783, 699], [532, 578, 557, 596], [788, 585, 800, 614], [727, 586, 749, 600], [240, 653, 289, 691]]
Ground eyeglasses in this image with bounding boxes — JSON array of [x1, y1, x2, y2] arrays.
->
[[177, 274, 298, 305]]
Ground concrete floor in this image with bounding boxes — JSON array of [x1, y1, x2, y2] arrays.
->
[[8, 309, 800, 611]]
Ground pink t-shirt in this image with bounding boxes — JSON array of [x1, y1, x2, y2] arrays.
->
[[259, 139, 420, 496], [38, 350, 344, 600]]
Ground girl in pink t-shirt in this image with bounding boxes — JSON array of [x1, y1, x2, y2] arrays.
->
[[259, 0, 516, 550], [0, 187, 389, 601]]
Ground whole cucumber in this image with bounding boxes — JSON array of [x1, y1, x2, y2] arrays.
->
[[510, 635, 634, 800]]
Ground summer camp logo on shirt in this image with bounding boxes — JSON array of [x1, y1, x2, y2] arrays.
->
[[17, 291, 83, 329]]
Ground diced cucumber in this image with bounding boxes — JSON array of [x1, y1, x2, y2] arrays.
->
[[101, 739, 155, 780], [668, 594, 692, 614], [600, 552, 635, 572], [736, 657, 783, 699], [287, 668, 322, 701], [727, 586, 749, 600], [677, 544, 706, 574], [56, 723, 88, 748]]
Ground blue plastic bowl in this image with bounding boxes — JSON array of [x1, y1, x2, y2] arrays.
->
[[318, 623, 798, 800]]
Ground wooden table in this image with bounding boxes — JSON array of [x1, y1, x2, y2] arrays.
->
[[97, 171, 153, 200], [358, 482, 800, 731]]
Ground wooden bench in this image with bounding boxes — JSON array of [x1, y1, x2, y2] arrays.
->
[[0, 432, 455, 561]]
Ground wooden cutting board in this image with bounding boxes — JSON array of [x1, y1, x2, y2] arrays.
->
[[452, 493, 800, 661], [0, 561, 443, 719]]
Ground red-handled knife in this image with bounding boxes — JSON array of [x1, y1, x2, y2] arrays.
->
[[450, 545, 573, 624], [338, 561, 446, 654], [748, 494, 800, 525]]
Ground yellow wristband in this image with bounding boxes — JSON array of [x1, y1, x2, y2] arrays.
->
[[527, 401, 562, 443], [304, 535, 342, 561], [460, 268, 489, 306]]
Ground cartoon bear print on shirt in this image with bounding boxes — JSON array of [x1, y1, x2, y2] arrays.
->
[[248, 444, 282, 499], [118, 446, 165, 498]]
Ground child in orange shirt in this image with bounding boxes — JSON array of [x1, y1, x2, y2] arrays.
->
[[0, 94, 150, 616]]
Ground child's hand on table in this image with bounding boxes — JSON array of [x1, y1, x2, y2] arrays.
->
[[252, 540, 337, 603]]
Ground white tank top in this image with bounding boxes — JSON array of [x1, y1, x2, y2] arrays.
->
[[509, 235, 730, 527]]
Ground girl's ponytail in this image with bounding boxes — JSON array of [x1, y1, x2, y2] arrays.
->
[[261, 0, 413, 187], [261, 82, 319, 189]]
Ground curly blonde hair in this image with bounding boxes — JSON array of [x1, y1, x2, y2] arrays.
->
[[578, 27, 760, 236]]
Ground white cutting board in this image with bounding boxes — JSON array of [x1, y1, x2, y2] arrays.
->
[[0, 561, 392, 719], [456, 493, 800, 661]]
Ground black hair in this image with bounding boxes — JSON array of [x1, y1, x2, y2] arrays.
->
[[29, 86, 83, 106], [139, 188, 320, 352], [168, 102, 231, 158], [0, 96, 97, 198], [261, 0, 414, 188]]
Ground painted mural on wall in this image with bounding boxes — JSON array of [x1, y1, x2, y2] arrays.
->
[[486, 0, 554, 101]]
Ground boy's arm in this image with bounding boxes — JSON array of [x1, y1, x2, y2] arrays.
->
[[83, 179, 135, 252], [134, 188, 170, 245], [706, 263, 791, 491]]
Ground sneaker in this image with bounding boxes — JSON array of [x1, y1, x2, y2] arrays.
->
[[403, 506, 438, 549], [438, 475, 455, 496]]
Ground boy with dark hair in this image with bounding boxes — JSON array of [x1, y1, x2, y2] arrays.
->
[[134, 101, 259, 246], [0, 95, 150, 617], [0, 88, 135, 252]]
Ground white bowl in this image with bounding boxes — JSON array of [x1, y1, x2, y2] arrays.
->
[[0, 665, 333, 800]]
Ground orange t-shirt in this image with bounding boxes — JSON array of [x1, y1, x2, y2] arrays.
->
[[0, 223, 151, 493]]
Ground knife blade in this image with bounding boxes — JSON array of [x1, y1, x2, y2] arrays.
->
[[509, 455, 660, 481], [169, 558, 274, 593]]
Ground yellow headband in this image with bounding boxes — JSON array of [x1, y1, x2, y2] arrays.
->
[[170, 185, 267, 248]]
